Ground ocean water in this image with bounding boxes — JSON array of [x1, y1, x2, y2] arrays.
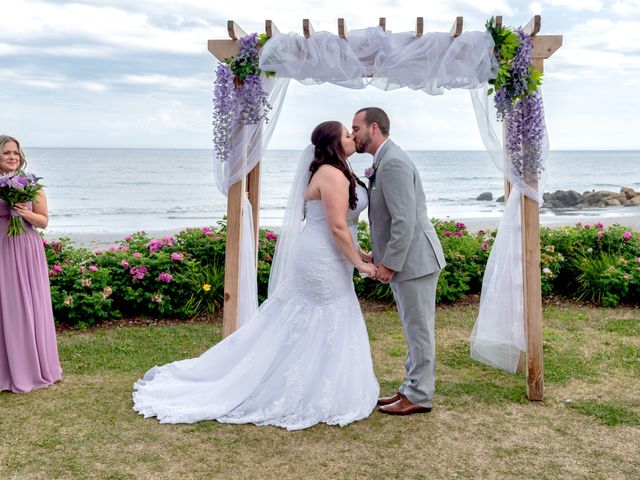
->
[[22, 148, 640, 236]]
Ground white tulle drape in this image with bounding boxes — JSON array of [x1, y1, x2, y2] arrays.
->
[[213, 76, 289, 327], [469, 87, 549, 372], [259, 27, 497, 93]]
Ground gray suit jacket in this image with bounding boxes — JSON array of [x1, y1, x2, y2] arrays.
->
[[368, 140, 446, 283]]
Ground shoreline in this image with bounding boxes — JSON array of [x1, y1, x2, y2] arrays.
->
[[44, 209, 640, 250]]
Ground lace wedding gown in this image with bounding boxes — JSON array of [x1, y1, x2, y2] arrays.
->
[[133, 185, 379, 430]]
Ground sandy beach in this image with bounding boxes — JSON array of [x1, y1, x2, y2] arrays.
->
[[44, 207, 640, 250]]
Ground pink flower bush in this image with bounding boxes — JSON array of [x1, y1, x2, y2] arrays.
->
[[455, 222, 466, 230], [622, 231, 632, 241], [443, 231, 452, 237], [132, 252, 141, 258], [201, 226, 214, 236], [89, 265, 98, 272], [265, 231, 277, 241], [124, 235, 132, 241], [49, 264, 62, 277], [453, 231, 464, 237], [171, 252, 184, 261], [584, 224, 591, 229], [158, 273, 173, 283], [129, 266, 148, 280], [121, 260, 129, 269], [595, 222, 604, 229], [147, 239, 164, 253]]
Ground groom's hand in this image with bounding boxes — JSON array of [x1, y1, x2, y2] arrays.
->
[[375, 263, 395, 283]]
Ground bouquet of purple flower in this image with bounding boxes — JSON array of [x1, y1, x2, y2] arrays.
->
[[0, 170, 44, 236]]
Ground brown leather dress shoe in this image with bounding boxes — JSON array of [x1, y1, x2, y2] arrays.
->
[[377, 392, 403, 406], [378, 395, 432, 415]]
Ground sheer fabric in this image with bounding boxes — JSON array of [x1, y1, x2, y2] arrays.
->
[[469, 86, 549, 372], [268, 145, 314, 297], [259, 27, 497, 93]]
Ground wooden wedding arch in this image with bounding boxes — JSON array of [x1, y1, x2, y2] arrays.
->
[[208, 16, 562, 401]]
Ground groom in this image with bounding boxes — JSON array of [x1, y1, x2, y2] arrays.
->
[[352, 107, 446, 415]]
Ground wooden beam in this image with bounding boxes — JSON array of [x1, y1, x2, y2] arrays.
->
[[495, 15, 503, 30], [247, 162, 261, 265], [531, 35, 563, 64], [208, 39, 239, 62], [379, 17, 386, 31], [450, 16, 463, 37], [338, 18, 348, 39], [265, 19, 279, 38], [303, 18, 314, 38], [227, 20, 247, 40], [524, 15, 541, 36], [416, 17, 424, 37], [222, 179, 244, 337]]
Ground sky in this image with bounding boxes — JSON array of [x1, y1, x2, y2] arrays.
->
[[1, 0, 639, 150]]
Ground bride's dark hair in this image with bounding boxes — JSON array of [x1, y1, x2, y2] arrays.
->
[[309, 121, 364, 210]]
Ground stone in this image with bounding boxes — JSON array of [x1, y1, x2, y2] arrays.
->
[[621, 187, 638, 200], [629, 195, 640, 206], [476, 192, 493, 201], [496, 195, 505, 203]]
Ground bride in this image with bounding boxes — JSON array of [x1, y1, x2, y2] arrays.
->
[[133, 121, 380, 430]]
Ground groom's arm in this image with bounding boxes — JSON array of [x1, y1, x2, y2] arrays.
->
[[379, 156, 416, 273]]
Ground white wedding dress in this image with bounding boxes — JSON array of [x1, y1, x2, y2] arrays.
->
[[132, 185, 379, 430]]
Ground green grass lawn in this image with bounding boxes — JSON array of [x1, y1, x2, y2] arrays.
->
[[1, 302, 639, 479]]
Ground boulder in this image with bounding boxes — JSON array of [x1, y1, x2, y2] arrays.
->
[[629, 195, 640, 206], [476, 192, 493, 201], [496, 195, 505, 203], [605, 199, 622, 207], [621, 187, 638, 200], [544, 189, 583, 208]]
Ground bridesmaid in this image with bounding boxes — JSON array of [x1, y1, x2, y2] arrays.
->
[[0, 135, 62, 393]]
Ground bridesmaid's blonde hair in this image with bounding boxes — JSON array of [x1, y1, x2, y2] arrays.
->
[[0, 135, 27, 171]]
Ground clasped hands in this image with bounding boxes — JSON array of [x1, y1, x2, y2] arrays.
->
[[356, 251, 395, 283]]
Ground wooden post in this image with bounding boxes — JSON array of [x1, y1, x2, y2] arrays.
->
[[209, 20, 263, 337], [519, 17, 561, 400], [222, 179, 244, 337]]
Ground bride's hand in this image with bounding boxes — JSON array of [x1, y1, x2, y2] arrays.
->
[[356, 262, 376, 278], [359, 250, 374, 264]]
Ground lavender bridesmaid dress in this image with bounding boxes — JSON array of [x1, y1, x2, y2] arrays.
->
[[0, 199, 62, 393]]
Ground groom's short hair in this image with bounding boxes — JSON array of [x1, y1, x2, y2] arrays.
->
[[356, 107, 390, 136]]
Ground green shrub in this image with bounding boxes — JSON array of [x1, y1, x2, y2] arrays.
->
[[44, 220, 639, 327]]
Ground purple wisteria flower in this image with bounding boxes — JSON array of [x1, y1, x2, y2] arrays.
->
[[505, 91, 546, 182], [212, 33, 273, 163], [213, 63, 236, 163], [492, 28, 546, 184]]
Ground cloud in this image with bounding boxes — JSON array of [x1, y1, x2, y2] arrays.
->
[[2, 0, 221, 56], [117, 74, 211, 91], [543, 0, 603, 11], [145, 101, 207, 131], [612, 0, 640, 15]]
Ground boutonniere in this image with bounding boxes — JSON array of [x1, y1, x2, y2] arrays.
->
[[364, 164, 377, 182]]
